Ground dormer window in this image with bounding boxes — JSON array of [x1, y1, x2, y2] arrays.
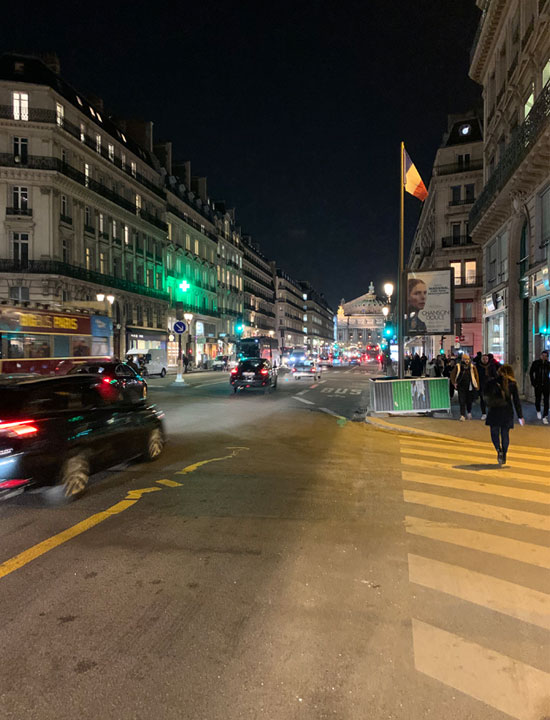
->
[[97, 112, 103, 123], [89, 107, 96, 118], [76, 95, 83, 106]]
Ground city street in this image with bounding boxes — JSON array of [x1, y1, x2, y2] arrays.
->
[[1, 367, 548, 720]]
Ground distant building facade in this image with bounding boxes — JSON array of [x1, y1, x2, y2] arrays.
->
[[299, 281, 334, 351], [336, 283, 385, 347], [242, 236, 276, 338], [469, 0, 550, 394], [274, 268, 307, 350], [408, 112, 484, 357]]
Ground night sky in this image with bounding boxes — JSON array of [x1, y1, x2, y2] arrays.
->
[[10, 0, 482, 309]]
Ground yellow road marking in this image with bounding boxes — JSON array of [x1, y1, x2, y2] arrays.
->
[[403, 489, 550, 531], [401, 445, 548, 471], [402, 470, 550, 505], [126, 487, 162, 499], [0, 500, 137, 580], [156, 478, 182, 487], [405, 516, 550, 570], [400, 437, 550, 462], [401, 456, 548, 486], [409, 553, 550, 630], [412, 619, 550, 720], [0, 447, 249, 582]]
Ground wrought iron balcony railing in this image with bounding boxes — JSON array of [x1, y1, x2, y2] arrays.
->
[[470, 79, 550, 230], [441, 235, 474, 248], [0, 258, 170, 302], [6, 206, 32, 216], [435, 159, 483, 176]]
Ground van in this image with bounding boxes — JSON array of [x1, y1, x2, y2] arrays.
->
[[126, 348, 168, 377]]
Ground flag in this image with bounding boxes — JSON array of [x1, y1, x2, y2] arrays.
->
[[403, 148, 428, 201]]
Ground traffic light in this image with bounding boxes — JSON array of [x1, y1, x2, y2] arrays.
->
[[383, 325, 394, 338], [235, 318, 245, 335], [541, 326, 549, 335]]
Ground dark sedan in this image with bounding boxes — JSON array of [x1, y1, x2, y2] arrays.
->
[[68, 361, 147, 401], [0, 375, 165, 502], [230, 358, 277, 393]]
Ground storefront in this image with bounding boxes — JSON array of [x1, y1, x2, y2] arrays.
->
[[126, 327, 167, 355], [193, 320, 218, 367], [531, 266, 550, 355], [483, 290, 507, 362]]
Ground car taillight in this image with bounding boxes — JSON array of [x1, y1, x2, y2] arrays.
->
[[102, 376, 114, 384], [0, 420, 39, 437], [292, 368, 296, 373], [310, 367, 316, 372], [260, 368, 269, 376], [231, 368, 238, 374]]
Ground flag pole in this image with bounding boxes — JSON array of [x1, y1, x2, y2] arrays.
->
[[398, 141, 405, 379]]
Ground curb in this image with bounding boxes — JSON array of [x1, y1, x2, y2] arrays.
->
[[363, 415, 480, 445]]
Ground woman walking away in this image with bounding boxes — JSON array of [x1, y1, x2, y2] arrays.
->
[[484, 364, 524, 466]]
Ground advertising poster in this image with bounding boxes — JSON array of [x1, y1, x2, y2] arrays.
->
[[406, 270, 452, 335]]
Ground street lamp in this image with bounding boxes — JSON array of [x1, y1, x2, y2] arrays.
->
[[383, 282, 394, 300], [382, 306, 389, 317]]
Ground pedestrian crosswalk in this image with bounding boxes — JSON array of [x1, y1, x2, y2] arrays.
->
[[399, 435, 550, 719]]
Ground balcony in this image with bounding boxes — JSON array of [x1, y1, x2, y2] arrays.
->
[[84, 224, 95, 235], [6, 206, 32, 216], [60, 214, 73, 225], [454, 276, 483, 288], [0, 153, 167, 234], [470, 79, 550, 233], [0, 259, 170, 302], [441, 235, 474, 248], [448, 198, 475, 207], [435, 159, 483, 176], [112, 236, 122, 246]]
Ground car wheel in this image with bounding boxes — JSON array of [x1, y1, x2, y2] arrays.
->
[[144, 427, 164, 461], [160, 368, 166, 378], [48, 451, 89, 503]]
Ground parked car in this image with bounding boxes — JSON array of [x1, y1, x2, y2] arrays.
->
[[0, 375, 165, 502], [68, 362, 147, 402], [292, 361, 322, 381], [230, 358, 277, 393], [126, 349, 167, 377], [212, 355, 236, 371]]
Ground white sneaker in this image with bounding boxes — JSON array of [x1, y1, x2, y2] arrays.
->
[[543, 417, 549, 425], [467, 413, 472, 420], [459, 416, 466, 422], [537, 411, 542, 420], [481, 414, 487, 420]]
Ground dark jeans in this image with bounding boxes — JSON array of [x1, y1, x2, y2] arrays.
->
[[534, 386, 549, 417], [490, 426, 510, 456], [458, 388, 473, 416], [479, 390, 486, 415]]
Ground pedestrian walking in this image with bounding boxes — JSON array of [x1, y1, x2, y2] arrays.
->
[[475, 353, 494, 420], [529, 350, 550, 424], [484, 364, 524, 466], [410, 353, 423, 377], [183, 354, 189, 374], [450, 353, 479, 420]]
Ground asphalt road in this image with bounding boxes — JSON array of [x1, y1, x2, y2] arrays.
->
[[1, 366, 548, 720]]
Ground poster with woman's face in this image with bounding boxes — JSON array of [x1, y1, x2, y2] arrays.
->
[[406, 270, 452, 334]]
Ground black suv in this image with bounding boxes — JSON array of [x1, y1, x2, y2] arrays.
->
[[68, 362, 147, 402], [0, 375, 165, 502], [230, 358, 277, 393]]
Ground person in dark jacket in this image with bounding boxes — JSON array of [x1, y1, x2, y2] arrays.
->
[[529, 350, 550, 424], [450, 353, 480, 420], [484, 364, 524, 466], [410, 353, 423, 377], [475, 353, 494, 419]]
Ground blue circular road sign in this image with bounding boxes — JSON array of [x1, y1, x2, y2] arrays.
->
[[173, 321, 187, 334]]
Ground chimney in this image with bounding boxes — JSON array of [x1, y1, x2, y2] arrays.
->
[[154, 141, 172, 175], [86, 93, 105, 112], [173, 160, 191, 188], [125, 118, 154, 153], [39, 52, 61, 74], [191, 176, 208, 202]]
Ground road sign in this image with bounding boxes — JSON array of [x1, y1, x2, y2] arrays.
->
[[173, 321, 187, 334]]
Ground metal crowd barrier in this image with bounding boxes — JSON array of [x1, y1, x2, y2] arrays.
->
[[369, 377, 451, 414]]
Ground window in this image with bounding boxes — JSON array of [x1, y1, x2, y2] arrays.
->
[[95, 133, 101, 153], [124, 225, 129, 245], [194, 239, 199, 255], [9, 286, 30, 302], [13, 92, 28, 121], [135, 194, 142, 214], [113, 257, 121, 278], [85, 247, 92, 270], [62, 238, 70, 263], [464, 183, 475, 202], [112, 219, 117, 239], [166, 253, 172, 270], [61, 148, 67, 165], [147, 269, 153, 287], [126, 261, 134, 280], [451, 222, 461, 239], [131, 161, 137, 178], [13, 136, 28, 163], [524, 85, 535, 119], [121, 152, 126, 170], [185, 233, 191, 250], [108, 143, 114, 162], [464, 260, 477, 285], [13, 232, 29, 267], [450, 261, 462, 286], [85, 206, 91, 227], [99, 213, 104, 235], [84, 162, 90, 187], [80, 122, 86, 142], [56, 102, 64, 127], [167, 222, 172, 241], [99, 252, 105, 273], [451, 186, 461, 204], [12, 186, 28, 211], [61, 194, 68, 217], [543, 59, 550, 90], [457, 153, 470, 169]]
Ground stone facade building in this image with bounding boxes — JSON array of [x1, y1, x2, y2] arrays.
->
[[299, 281, 334, 351], [274, 268, 308, 350], [336, 283, 386, 347], [408, 112, 484, 357], [242, 236, 276, 338], [469, 0, 550, 394]]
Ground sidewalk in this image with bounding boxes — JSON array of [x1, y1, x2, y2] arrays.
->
[[365, 396, 550, 448]]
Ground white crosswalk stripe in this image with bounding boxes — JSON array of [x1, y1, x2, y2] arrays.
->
[[399, 436, 550, 719]]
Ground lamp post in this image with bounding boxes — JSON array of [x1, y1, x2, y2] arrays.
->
[[184, 312, 194, 371]]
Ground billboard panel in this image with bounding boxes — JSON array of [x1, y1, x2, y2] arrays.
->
[[406, 270, 452, 335]]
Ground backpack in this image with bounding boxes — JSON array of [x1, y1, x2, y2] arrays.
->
[[484, 379, 508, 409]]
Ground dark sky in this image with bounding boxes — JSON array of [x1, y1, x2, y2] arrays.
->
[[11, 0, 482, 308]]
